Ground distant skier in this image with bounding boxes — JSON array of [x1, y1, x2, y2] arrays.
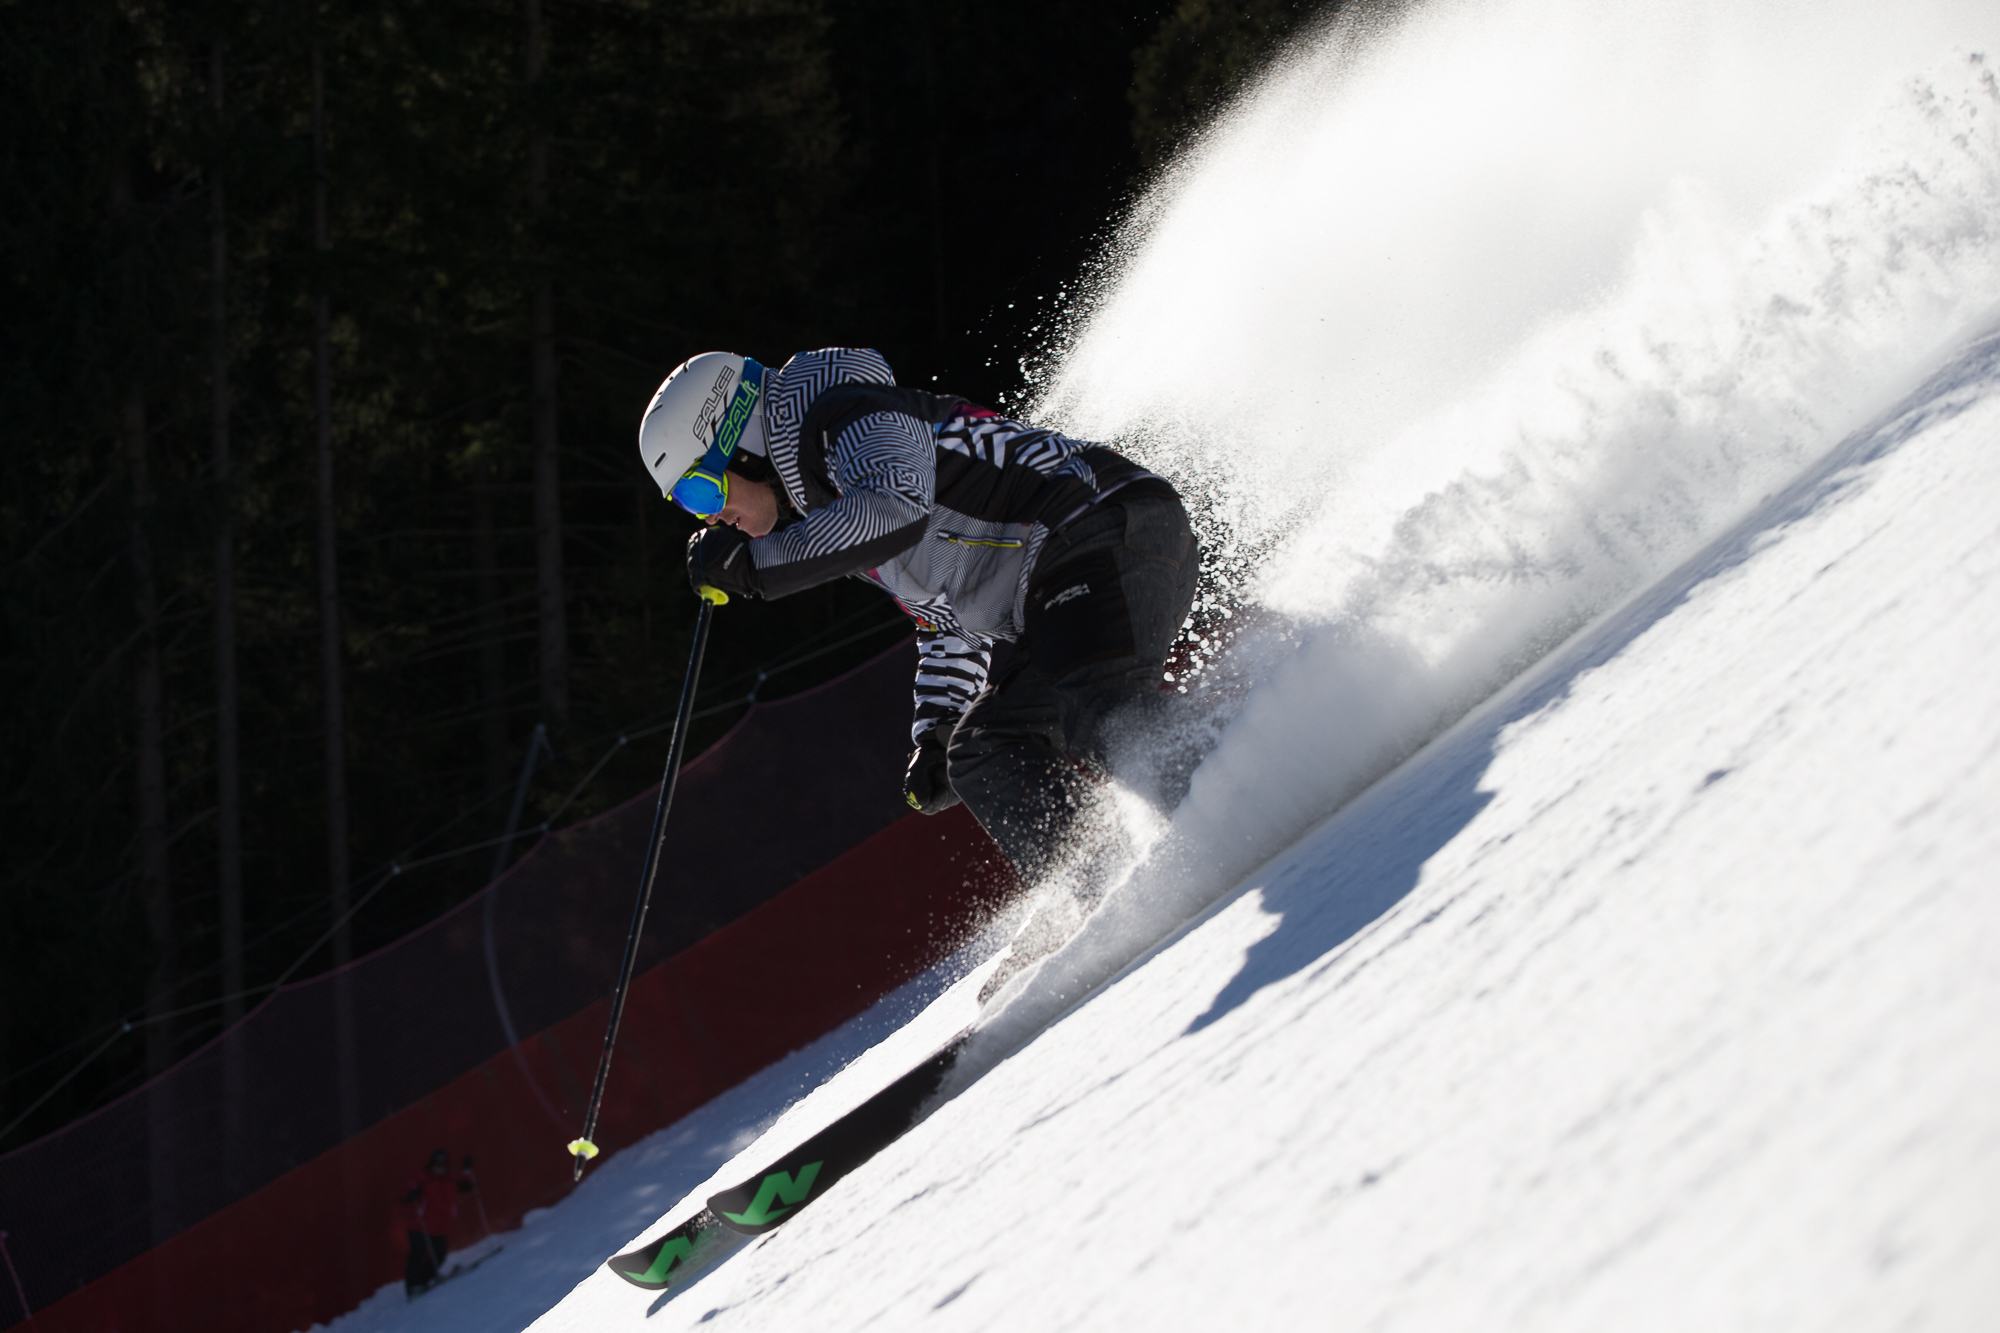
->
[[639, 349, 1201, 981], [401, 1148, 476, 1298]]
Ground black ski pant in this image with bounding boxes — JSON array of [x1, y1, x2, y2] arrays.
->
[[945, 495, 1201, 883], [406, 1230, 448, 1291]]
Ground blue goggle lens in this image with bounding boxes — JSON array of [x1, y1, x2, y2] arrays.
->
[[670, 466, 729, 517]]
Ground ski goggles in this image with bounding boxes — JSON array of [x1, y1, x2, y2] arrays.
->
[[669, 359, 765, 518]]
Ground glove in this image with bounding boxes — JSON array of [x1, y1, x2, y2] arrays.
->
[[686, 526, 760, 600], [903, 731, 959, 814]]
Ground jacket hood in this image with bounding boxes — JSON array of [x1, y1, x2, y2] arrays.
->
[[764, 348, 898, 513]]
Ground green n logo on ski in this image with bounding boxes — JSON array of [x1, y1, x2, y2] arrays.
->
[[703, 1033, 967, 1239], [626, 1234, 693, 1284], [721, 1161, 823, 1227], [604, 1211, 725, 1290]]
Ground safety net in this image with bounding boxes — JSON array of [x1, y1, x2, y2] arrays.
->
[[0, 637, 921, 1320]]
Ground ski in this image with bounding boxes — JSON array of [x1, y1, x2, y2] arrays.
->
[[605, 1211, 732, 1290], [706, 1030, 968, 1235], [604, 1028, 970, 1291], [409, 1244, 504, 1299]]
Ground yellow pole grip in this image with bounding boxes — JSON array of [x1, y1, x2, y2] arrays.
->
[[697, 586, 730, 606]]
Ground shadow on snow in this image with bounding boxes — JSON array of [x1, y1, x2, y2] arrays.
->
[[1186, 315, 2000, 1035]]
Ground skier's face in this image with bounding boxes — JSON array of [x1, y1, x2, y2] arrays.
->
[[709, 472, 779, 539]]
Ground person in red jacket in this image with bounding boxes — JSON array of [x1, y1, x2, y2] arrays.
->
[[401, 1148, 476, 1297]]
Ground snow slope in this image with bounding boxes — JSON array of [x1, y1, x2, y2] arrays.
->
[[318, 1, 2000, 1328], [506, 303, 2000, 1333]]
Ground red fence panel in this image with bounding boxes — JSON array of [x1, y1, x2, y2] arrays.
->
[[0, 638, 922, 1324], [15, 804, 1013, 1333]]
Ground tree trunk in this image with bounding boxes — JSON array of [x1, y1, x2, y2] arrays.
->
[[476, 456, 509, 799], [129, 390, 171, 1058], [919, 5, 947, 351], [210, 36, 247, 1195], [212, 38, 242, 1030], [312, 35, 360, 1139], [525, 0, 567, 733], [128, 383, 176, 1239], [113, 151, 176, 1243]]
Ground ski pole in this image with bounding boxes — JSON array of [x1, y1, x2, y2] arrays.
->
[[568, 586, 726, 1179]]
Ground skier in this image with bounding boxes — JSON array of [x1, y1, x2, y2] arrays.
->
[[638, 349, 1201, 979], [400, 1148, 476, 1298]]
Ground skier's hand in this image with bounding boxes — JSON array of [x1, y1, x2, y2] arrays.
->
[[903, 731, 958, 814], [687, 526, 760, 600]]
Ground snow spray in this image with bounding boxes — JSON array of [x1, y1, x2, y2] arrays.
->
[[967, 0, 2000, 1065]]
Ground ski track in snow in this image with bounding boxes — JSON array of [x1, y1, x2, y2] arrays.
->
[[315, 2, 2000, 1329]]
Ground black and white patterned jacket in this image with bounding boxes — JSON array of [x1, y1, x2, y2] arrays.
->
[[746, 348, 1169, 743]]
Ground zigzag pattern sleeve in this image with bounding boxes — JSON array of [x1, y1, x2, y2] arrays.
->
[[936, 416, 1093, 477], [912, 631, 992, 744], [750, 411, 934, 599]]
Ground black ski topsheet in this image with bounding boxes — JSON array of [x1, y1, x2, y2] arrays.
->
[[706, 1031, 969, 1236], [605, 1210, 726, 1290], [602, 1029, 968, 1291]]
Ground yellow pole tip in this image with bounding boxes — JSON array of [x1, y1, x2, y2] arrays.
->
[[698, 585, 730, 606], [566, 1138, 600, 1161]]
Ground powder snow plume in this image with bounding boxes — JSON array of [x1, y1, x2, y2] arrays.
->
[[974, 0, 2000, 1051]]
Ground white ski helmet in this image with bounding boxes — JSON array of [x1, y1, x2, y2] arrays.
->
[[637, 352, 768, 507]]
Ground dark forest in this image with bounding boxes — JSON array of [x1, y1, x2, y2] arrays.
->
[[0, 0, 1317, 1151]]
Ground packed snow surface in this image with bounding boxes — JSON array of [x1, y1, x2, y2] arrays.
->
[[319, 0, 2000, 1328]]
